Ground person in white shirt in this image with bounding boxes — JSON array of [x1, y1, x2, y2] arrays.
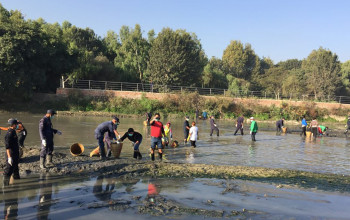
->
[[189, 121, 199, 148]]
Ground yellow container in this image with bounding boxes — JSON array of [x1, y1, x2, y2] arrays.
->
[[282, 127, 287, 133], [171, 140, 179, 148], [143, 121, 148, 126], [70, 143, 85, 156], [111, 142, 123, 158], [306, 131, 312, 138], [90, 146, 100, 157]]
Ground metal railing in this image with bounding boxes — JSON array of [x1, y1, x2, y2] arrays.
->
[[60, 79, 350, 104]]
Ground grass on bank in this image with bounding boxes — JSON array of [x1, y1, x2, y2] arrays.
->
[[40, 90, 349, 122]]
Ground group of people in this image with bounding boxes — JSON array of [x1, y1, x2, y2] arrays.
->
[[3, 108, 349, 183], [1, 109, 60, 183]]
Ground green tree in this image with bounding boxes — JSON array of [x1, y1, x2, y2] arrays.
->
[[114, 24, 150, 82], [146, 28, 205, 86], [202, 57, 227, 88], [222, 40, 260, 80], [339, 60, 350, 95], [302, 47, 341, 99], [102, 30, 120, 61], [259, 66, 284, 99]]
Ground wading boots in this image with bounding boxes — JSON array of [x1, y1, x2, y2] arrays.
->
[[40, 157, 46, 169], [46, 155, 55, 167]]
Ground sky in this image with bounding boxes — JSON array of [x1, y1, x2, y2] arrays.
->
[[1, 0, 350, 63]]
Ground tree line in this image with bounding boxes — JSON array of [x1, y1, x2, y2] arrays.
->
[[1, 4, 350, 100]]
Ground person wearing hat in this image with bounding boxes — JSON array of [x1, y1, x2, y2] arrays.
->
[[210, 115, 219, 137], [183, 116, 190, 145], [119, 128, 143, 159], [39, 109, 62, 169], [250, 117, 258, 141], [94, 116, 120, 160], [163, 122, 172, 147], [4, 118, 21, 182]]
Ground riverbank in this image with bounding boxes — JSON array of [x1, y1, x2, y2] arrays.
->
[[1, 90, 350, 122]]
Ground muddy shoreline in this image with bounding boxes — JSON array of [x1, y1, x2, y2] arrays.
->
[[3, 147, 349, 193]]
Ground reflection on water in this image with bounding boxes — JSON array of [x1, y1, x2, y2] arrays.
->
[[37, 173, 52, 220], [1, 174, 350, 219], [1, 113, 350, 175]]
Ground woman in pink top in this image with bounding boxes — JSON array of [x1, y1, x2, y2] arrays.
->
[[310, 118, 318, 139]]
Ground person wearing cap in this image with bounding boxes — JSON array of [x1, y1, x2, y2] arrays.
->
[[183, 116, 190, 145], [4, 118, 20, 183], [150, 113, 165, 161], [250, 117, 258, 141], [119, 128, 143, 159], [163, 122, 172, 147], [210, 115, 219, 137], [39, 109, 62, 169], [345, 116, 350, 135], [94, 116, 120, 160]]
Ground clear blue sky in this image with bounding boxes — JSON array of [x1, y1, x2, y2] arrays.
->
[[2, 0, 350, 63]]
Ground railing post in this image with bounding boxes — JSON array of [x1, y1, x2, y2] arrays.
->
[[210, 88, 212, 95], [88, 80, 91, 89], [105, 81, 107, 90], [339, 96, 342, 103], [121, 82, 123, 91], [137, 83, 139, 92], [181, 87, 183, 93]]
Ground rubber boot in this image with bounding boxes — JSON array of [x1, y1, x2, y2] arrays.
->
[[151, 153, 155, 161], [40, 157, 46, 169], [107, 149, 111, 157], [137, 152, 142, 160], [158, 152, 163, 161], [133, 151, 138, 159], [46, 155, 55, 167]]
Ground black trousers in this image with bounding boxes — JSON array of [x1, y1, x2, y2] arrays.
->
[[276, 125, 282, 132], [301, 126, 306, 136], [210, 127, 219, 136], [251, 132, 257, 141], [4, 154, 19, 178], [40, 139, 54, 158], [190, 140, 196, 148], [311, 127, 318, 139], [234, 125, 243, 135]]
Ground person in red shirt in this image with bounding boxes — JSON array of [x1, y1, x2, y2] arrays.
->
[[150, 113, 165, 161]]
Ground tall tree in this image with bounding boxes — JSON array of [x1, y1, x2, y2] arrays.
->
[[146, 28, 205, 86], [222, 40, 260, 80], [114, 24, 150, 82], [202, 57, 227, 88], [302, 47, 341, 99]]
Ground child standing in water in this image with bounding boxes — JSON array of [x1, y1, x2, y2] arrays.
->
[[189, 121, 199, 148]]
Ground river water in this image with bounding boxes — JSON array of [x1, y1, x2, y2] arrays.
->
[[1, 112, 350, 219], [0, 112, 349, 175]]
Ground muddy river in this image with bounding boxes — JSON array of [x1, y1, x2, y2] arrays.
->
[[0, 113, 349, 175], [0, 112, 350, 219]]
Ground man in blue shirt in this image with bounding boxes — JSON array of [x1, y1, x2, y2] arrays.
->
[[94, 116, 120, 160], [301, 116, 307, 137]]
